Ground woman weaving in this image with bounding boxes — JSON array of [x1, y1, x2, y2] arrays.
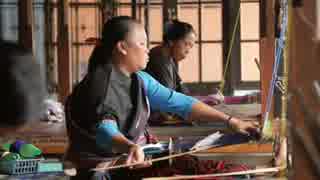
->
[[64, 16, 260, 180]]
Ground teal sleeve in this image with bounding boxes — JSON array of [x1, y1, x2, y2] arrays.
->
[[96, 120, 121, 150], [137, 71, 199, 119]]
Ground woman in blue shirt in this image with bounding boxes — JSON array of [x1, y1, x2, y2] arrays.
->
[[65, 16, 260, 180]]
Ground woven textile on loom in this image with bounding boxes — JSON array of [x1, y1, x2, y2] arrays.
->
[[109, 156, 250, 180]]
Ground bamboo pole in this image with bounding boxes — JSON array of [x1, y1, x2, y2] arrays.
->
[[91, 144, 217, 172], [143, 166, 284, 180]]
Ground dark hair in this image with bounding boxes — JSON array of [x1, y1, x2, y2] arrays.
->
[[0, 40, 45, 127], [88, 16, 140, 72], [163, 20, 195, 45]]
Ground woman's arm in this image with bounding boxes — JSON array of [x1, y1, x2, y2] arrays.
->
[[96, 120, 135, 153], [137, 71, 260, 134], [137, 71, 197, 119], [188, 102, 260, 135], [96, 120, 146, 165]]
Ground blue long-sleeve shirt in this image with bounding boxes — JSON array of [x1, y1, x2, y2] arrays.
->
[[96, 71, 199, 148], [137, 71, 197, 118]]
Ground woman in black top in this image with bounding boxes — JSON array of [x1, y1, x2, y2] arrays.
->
[[145, 20, 195, 94]]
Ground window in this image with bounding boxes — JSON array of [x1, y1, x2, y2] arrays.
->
[[240, 1, 260, 82], [201, 3, 223, 82], [178, 0, 223, 83], [178, 3, 200, 82], [50, 0, 101, 84], [45, 0, 260, 91], [119, 0, 224, 83]]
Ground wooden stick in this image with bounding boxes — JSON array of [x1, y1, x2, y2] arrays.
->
[[254, 58, 261, 72], [91, 144, 218, 172], [142, 166, 284, 180]]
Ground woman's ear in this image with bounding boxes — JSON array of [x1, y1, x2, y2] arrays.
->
[[116, 41, 128, 55]]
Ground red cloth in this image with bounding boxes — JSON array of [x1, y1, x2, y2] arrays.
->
[[118, 155, 251, 180]]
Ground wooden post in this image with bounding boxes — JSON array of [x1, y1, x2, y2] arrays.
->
[[44, 0, 56, 94], [132, 0, 137, 19], [222, 0, 241, 95], [57, 0, 71, 103], [163, 0, 177, 22], [18, 0, 34, 50], [260, 0, 276, 121], [144, 0, 150, 48]]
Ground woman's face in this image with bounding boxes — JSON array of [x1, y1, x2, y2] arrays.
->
[[123, 25, 149, 73], [170, 32, 196, 62]]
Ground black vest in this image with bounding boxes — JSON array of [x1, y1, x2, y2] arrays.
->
[[65, 63, 149, 157]]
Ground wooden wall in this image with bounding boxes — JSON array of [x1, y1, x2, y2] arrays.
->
[[289, 0, 320, 179]]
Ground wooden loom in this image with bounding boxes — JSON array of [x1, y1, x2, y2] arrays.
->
[[149, 103, 274, 167], [0, 1, 291, 178]]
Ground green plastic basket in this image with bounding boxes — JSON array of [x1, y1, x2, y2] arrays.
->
[[0, 159, 41, 175]]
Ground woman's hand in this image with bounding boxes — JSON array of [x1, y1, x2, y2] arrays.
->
[[126, 144, 152, 169], [229, 117, 261, 137]]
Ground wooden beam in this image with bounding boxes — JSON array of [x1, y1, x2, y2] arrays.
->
[[273, 0, 283, 117], [144, 0, 150, 48], [44, 0, 56, 94], [163, 0, 177, 22], [18, 0, 34, 50], [132, 0, 137, 19], [260, 0, 276, 121], [222, 0, 241, 95], [101, 0, 115, 22], [57, 0, 71, 103]]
